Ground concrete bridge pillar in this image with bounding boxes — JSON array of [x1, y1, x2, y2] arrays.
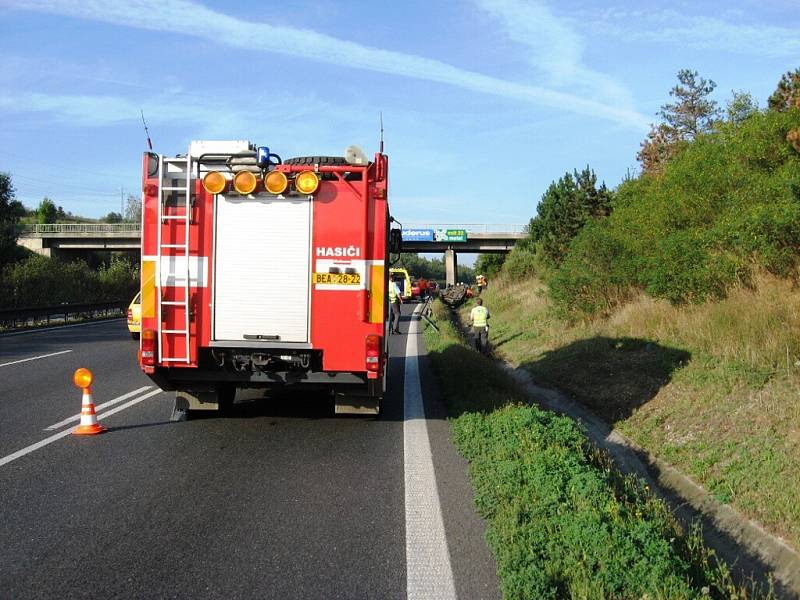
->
[[445, 248, 458, 287]]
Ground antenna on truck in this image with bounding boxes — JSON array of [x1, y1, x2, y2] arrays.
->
[[141, 110, 153, 151], [379, 112, 384, 154]]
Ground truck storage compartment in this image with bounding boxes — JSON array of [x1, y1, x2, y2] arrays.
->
[[213, 194, 311, 342]]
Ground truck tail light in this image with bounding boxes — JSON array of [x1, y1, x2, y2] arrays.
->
[[295, 170, 319, 195], [366, 334, 381, 372], [233, 170, 258, 195], [141, 329, 157, 367], [203, 171, 227, 194], [265, 171, 288, 194]]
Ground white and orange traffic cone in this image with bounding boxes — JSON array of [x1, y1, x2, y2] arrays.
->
[[72, 368, 106, 436]]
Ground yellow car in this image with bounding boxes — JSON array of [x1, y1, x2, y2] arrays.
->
[[127, 292, 141, 339], [389, 267, 413, 300]]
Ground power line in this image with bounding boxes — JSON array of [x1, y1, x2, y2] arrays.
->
[[10, 172, 126, 196]]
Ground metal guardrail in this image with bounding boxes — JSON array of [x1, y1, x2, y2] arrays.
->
[[403, 223, 527, 233], [0, 301, 128, 329], [20, 223, 142, 234]]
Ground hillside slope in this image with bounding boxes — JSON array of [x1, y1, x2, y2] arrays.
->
[[469, 275, 800, 549]]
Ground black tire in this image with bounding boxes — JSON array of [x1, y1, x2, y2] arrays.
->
[[130, 331, 140, 340], [284, 156, 348, 166]]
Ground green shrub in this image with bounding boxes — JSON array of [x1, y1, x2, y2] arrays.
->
[[549, 109, 800, 317], [641, 232, 744, 304], [97, 256, 139, 301], [0, 254, 138, 308], [548, 222, 636, 317]]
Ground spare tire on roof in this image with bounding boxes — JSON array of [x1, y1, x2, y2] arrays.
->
[[284, 156, 348, 166]]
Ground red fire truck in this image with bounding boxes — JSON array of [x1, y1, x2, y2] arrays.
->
[[138, 140, 399, 419]]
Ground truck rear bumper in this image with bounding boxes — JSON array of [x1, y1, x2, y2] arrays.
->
[[148, 367, 381, 395]]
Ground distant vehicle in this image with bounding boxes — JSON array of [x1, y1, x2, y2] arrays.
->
[[411, 276, 431, 301], [127, 292, 141, 339], [389, 267, 413, 300], [137, 140, 394, 418]]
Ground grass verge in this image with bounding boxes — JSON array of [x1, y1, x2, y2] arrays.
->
[[470, 275, 800, 548], [423, 299, 771, 599]]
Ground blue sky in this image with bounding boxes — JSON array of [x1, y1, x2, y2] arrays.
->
[[1, 0, 798, 229]]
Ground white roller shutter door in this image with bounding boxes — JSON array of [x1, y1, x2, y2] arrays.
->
[[213, 194, 311, 342]]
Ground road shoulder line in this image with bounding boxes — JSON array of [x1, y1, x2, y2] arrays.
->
[[404, 304, 457, 600]]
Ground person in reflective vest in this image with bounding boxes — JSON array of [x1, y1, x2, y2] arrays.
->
[[476, 274, 487, 295], [469, 297, 490, 354], [389, 273, 403, 334]]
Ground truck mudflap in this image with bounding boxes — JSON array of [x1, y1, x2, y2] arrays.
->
[[171, 385, 235, 421], [334, 378, 383, 415]]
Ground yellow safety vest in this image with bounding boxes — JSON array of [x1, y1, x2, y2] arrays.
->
[[471, 306, 488, 327], [388, 282, 398, 303]]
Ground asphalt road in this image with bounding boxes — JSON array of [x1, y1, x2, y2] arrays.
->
[[0, 307, 500, 599]]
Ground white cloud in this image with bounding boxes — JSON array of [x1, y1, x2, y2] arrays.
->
[[587, 8, 800, 58], [6, 0, 649, 130], [472, 0, 634, 108]]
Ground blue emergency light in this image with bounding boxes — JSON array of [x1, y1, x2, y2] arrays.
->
[[257, 146, 271, 167]]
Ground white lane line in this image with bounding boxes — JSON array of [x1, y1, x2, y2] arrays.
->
[[0, 318, 124, 338], [44, 386, 153, 430], [0, 349, 73, 368], [0, 388, 163, 468], [404, 305, 457, 600]]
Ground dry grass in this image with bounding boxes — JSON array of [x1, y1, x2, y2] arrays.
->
[[472, 273, 800, 548], [603, 274, 800, 377]]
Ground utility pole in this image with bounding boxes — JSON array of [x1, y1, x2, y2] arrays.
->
[[120, 186, 124, 218]]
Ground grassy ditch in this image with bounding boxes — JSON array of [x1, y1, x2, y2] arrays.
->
[[423, 299, 770, 599], [471, 275, 800, 549]]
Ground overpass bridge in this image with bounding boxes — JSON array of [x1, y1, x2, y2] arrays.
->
[[17, 223, 142, 257], [18, 222, 528, 285], [399, 223, 526, 284]]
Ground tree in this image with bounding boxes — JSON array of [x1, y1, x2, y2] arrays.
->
[[36, 197, 57, 224], [103, 212, 123, 223], [658, 69, 721, 139], [394, 253, 445, 280], [529, 166, 614, 266], [637, 124, 681, 175], [767, 67, 800, 112], [475, 253, 506, 278], [0, 173, 25, 268], [638, 69, 721, 175], [124, 194, 142, 223], [726, 90, 759, 124]]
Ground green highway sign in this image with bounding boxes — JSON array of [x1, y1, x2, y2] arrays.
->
[[434, 228, 468, 242]]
